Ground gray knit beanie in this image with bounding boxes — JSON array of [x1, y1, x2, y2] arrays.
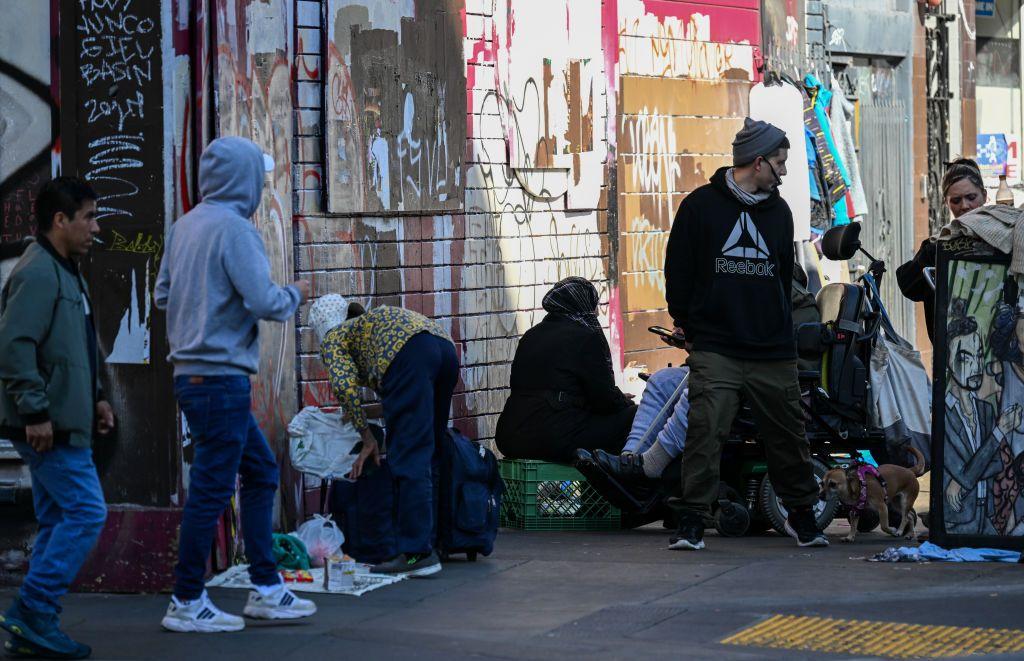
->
[[732, 118, 788, 166]]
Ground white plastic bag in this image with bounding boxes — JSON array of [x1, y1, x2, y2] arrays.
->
[[864, 277, 932, 469], [294, 514, 345, 566], [288, 406, 360, 479]]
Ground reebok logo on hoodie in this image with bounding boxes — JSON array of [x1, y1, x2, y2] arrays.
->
[[664, 167, 795, 360], [715, 212, 775, 277]]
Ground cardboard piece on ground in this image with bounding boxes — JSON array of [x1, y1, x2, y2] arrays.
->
[[206, 564, 405, 597], [749, 81, 812, 240]]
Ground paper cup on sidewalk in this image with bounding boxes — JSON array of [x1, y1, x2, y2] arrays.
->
[[328, 560, 356, 590]]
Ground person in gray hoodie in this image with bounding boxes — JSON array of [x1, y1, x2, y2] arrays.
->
[[155, 136, 315, 633]]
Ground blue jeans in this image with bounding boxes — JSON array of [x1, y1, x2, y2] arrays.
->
[[622, 367, 689, 458], [12, 443, 107, 615], [173, 375, 280, 600], [379, 333, 459, 557]]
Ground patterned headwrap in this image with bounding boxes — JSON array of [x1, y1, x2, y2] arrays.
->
[[308, 294, 351, 343], [542, 277, 601, 333]]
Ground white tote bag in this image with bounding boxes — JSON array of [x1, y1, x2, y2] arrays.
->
[[287, 407, 361, 479], [865, 278, 932, 470]]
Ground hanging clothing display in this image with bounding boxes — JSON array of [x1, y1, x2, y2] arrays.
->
[[806, 126, 833, 234], [829, 76, 869, 221], [803, 74, 852, 226]]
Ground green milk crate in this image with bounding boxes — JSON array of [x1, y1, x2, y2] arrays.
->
[[499, 459, 620, 531]]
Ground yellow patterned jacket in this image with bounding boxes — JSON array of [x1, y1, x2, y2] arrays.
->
[[319, 306, 452, 430]]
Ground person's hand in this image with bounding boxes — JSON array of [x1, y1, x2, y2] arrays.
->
[[660, 326, 692, 351], [96, 400, 116, 436], [998, 404, 1023, 435], [293, 280, 311, 303], [623, 392, 636, 401], [26, 421, 53, 453], [349, 428, 380, 479], [946, 480, 964, 512]]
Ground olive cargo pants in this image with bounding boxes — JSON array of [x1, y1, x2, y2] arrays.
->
[[675, 350, 819, 518]]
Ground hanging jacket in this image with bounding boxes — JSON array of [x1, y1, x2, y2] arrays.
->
[[805, 74, 853, 225], [806, 127, 834, 233], [828, 77, 868, 220]]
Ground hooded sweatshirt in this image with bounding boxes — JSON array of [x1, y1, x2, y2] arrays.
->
[[155, 136, 300, 376], [664, 167, 795, 360]]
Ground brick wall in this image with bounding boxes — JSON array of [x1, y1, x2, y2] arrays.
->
[[288, 0, 773, 446], [615, 0, 761, 373], [291, 0, 613, 448]]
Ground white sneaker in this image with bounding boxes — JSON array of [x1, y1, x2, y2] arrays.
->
[[243, 584, 317, 620], [161, 591, 245, 633]]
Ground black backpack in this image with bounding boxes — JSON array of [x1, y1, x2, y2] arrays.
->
[[435, 428, 503, 561]]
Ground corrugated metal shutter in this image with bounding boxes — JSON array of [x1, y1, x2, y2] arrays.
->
[[857, 100, 915, 340]]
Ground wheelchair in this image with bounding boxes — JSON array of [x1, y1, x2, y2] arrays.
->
[[577, 223, 901, 536]]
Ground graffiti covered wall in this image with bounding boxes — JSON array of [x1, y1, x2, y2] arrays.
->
[[323, 0, 466, 213], [212, 0, 299, 512], [616, 0, 760, 372], [297, 0, 614, 447], [60, 0, 179, 506], [0, 0, 55, 243], [295, 0, 766, 446]]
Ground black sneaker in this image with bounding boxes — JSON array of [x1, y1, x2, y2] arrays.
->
[[2, 635, 80, 659], [0, 600, 90, 659], [5, 636, 42, 659], [371, 552, 442, 578], [593, 450, 649, 483], [785, 507, 829, 547], [668, 512, 705, 550]]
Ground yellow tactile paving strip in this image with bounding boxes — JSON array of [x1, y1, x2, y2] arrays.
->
[[722, 614, 1024, 659]]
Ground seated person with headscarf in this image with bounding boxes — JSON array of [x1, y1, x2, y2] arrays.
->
[[495, 277, 637, 463]]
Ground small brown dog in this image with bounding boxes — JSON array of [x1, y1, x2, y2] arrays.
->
[[819, 447, 927, 543]]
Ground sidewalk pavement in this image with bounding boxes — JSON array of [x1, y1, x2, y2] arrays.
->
[[3, 522, 1023, 660]]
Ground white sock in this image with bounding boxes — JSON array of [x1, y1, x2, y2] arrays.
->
[[254, 579, 283, 597], [172, 590, 206, 606], [642, 440, 673, 478]]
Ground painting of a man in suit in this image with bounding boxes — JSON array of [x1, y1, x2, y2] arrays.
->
[[944, 299, 1022, 535], [987, 290, 1024, 535]]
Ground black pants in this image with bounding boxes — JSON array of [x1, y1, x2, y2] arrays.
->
[[379, 333, 460, 556], [497, 397, 637, 464], [676, 351, 819, 518]]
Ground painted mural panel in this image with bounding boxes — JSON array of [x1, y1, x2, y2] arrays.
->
[[616, 0, 758, 371], [324, 0, 466, 213], [760, 0, 803, 78], [61, 0, 177, 503], [0, 1, 54, 242], [213, 0, 297, 470], [934, 245, 1024, 549], [494, 0, 609, 210]]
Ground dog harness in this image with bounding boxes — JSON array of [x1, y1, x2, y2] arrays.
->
[[850, 463, 887, 513]]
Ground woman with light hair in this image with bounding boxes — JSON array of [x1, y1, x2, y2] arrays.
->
[[308, 295, 458, 578]]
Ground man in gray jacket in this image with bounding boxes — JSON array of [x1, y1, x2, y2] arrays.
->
[[0, 177, 114, 659], [155, 137, 314, 633]]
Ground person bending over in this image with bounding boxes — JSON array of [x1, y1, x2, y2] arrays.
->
[[310, 295, 458, 578]]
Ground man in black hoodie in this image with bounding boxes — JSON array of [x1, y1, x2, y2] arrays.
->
[[663, 118, 827, 550]]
